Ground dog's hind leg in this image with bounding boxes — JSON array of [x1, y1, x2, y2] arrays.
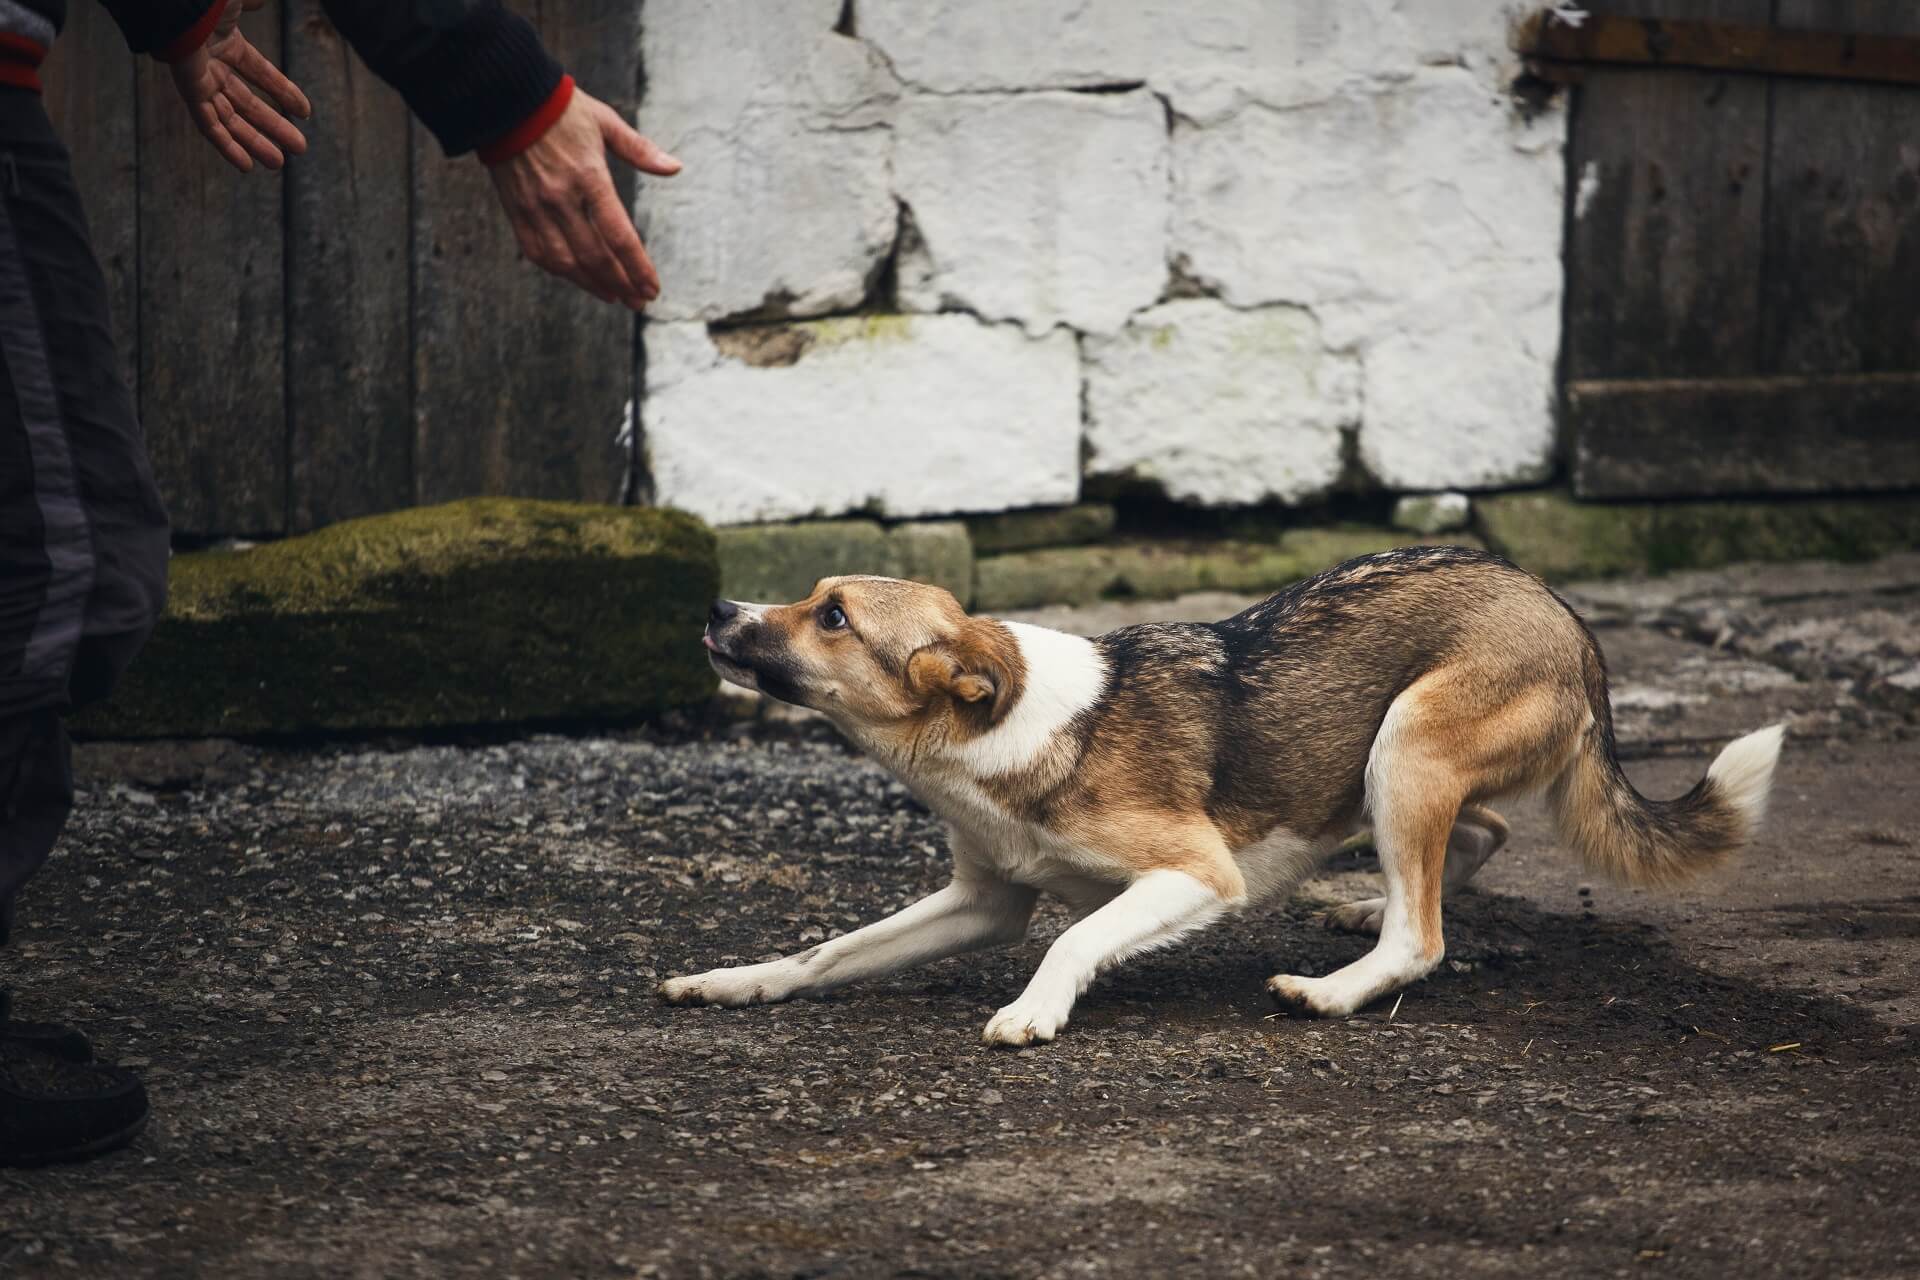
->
[[1272, 669, 1577, 1017], [1323, 804, 1509, 937]]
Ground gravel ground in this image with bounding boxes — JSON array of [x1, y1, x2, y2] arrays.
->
[[4, 557, 1919, 1278]]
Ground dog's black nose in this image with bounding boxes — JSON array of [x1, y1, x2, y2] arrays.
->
[[708, 599, 739, 627]]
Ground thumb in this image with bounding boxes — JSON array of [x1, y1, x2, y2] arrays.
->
[[599, 103, 681, 177]]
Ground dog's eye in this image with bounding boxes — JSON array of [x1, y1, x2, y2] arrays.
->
[[818, 605, 848, 632]]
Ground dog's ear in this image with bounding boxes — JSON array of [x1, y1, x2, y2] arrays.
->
[[906, 622, 1022, 724]]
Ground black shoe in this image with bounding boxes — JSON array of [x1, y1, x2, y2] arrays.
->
[[0, 992, 148, 1167], [0, 988, 93, 1062]]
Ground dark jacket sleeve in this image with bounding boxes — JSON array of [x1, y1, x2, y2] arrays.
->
[[96, 0, 223, 60], [320, 0, 565, 158]]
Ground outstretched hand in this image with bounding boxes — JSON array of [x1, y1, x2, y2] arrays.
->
[[169, 0, 311, 172], [488, 90, 681, 309]]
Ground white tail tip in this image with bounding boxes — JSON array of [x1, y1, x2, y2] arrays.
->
[[1706, 723, 1786, 833]]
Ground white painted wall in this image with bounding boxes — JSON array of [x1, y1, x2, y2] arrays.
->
[[637, 0, 1565, 525]]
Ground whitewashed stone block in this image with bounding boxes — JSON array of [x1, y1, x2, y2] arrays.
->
[[1084, 300, 1359, 506], [645, 317, 1081, 525], [639, 0, 900, 323], [1358, 266, 1562, 491], [893, 91, 1169, 336], [858, 1, 1534, 121], [1172, 69, 1563, 331]]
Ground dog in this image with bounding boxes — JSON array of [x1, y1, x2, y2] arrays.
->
[[662, 546, 1783, 1046]]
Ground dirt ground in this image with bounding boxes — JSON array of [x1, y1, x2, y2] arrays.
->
[[4, 556, 1919, 1279]]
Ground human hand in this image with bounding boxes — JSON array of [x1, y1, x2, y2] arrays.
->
[[168, 0, 312, 173], [487, 88, 681, 309]]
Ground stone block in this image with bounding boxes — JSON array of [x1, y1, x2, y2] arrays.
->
[[967, 504, 1117, 556], [639, 0, 899, 323], [1084, 300, 1359, 505], [1475, 490, 1920, 582], [894, 90, 1169, 335], [644, 316, 1081, 525], [717, 518, 974, 605], [73, 500, 718, 738]]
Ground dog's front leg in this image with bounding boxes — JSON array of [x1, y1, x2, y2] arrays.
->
[[660, 877, 1038, 1008], [982, 868, 1229, 1047]]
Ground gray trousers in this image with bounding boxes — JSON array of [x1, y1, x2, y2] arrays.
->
[[0, 86, 169, 931]]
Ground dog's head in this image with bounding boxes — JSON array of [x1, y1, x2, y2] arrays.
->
[[703, 576, 1024, 732]]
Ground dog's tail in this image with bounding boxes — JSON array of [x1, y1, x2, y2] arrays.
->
[[1546, 677, 1784, 888]]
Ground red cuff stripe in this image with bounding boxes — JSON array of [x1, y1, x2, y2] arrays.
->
[[156, 1, 224, 64], [0, 62, 42, 93], [478, 75, 575, 167], [0, 33, 47, 65]]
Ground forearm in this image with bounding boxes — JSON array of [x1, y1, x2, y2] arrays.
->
[[319, 0, 563, 158]]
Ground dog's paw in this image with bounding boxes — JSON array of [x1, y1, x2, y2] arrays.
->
[[658, 963, 790, 1008], [1266, 973, 1348, 1019], [981, 1000, 1068, 1048], [1323, 897, 1386, 936]]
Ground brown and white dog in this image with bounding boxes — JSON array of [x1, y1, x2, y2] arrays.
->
[[662, 546, 1783, 1046]]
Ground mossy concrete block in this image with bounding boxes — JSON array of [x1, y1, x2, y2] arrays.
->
[[885, 520, 975, 603], [972, 527, 1466, 611], [717, 520, 892, 603], [967, 503, 1117, 555], [73, 498, 718, 739], [1475, 489, 1920, 582], [1392, 491, 1471, 535], [717, 518, 974, 604]]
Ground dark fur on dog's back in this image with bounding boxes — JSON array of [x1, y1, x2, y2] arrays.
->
[[1018, 545, 1765, 886], [1023, 547, 1567, 847]]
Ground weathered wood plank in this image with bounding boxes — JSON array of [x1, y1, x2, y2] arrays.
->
[[1561, 0, 1774, 382], [1763, 1, 1920, 375], [1570, 374, 1920, 498], [135, 20, 288, 537], [1575, 0, 1774, 21], [1523, 13, 1920, 88], [411, 0, 636, 506], [1564, 69, 1770, 380], [283, 0, 412, 531], [40, 3, 138, 396]]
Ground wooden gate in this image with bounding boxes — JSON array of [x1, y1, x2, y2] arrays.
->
[[38, 0, 640, 539], [1535, 0, 1920, 498]]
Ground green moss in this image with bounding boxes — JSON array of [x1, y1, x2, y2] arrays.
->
[[972, 527, 1475, 612], [966, 504, 1117, 556], [1476, 489, 1920, 582], [716, 519, 973, 605], [808, 314, 917, 349], [74, 498, 719, 739]]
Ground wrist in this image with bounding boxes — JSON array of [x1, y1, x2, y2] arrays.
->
[[478, 75, 576, 167], [155, 1, 223, 64]]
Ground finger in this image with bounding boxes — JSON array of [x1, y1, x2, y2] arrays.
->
[[552, 192, 635, 301], [215, 93, 285, 169], [584, 180, 659, 304], [597, 104, 681, 177], [224, 72, 307, 156], [192, 99, 253, 172], [527, 210, 613, 303], [225, 35, 312, 119]]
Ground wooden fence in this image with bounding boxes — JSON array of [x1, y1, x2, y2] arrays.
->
[[1545, 0, 1920, 497], [41, 0, 640, 539]]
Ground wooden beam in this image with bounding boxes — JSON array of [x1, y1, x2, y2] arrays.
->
[[1569, 373, 1920, 498], [1521, 12, 1920, 87]]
